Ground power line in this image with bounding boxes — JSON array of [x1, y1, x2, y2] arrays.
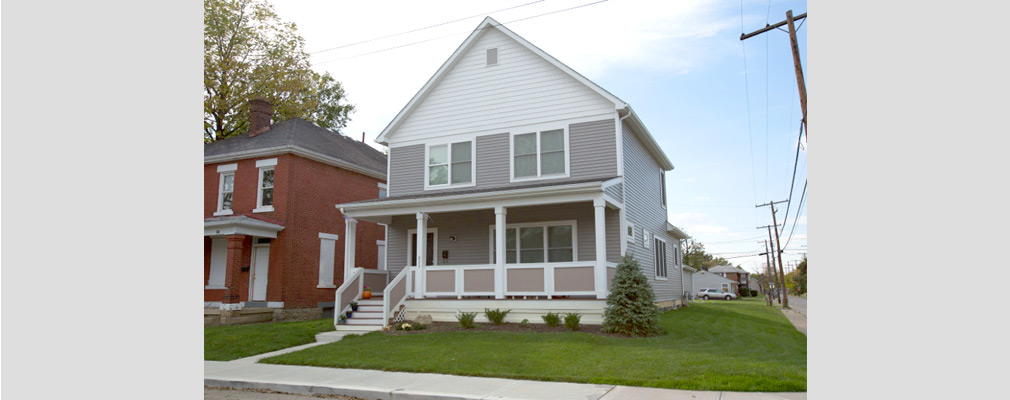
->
[[783, 180, 807, 250], [779, 118, 806, 234], [739, 0, 760, 228], [313, 0, 610, 65], [310, 0, 546, 55]]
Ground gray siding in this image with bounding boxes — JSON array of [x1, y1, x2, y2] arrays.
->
[[622, 121, 682, 302], [606, 207, 621, 263], [603, 182, 623, 203], [388, 144, 424, 197], [387, 119, 618, 197]]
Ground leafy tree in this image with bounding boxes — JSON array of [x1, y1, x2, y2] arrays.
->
[[602, 254, 661, 337], [790, 257, 807, 294], [204, 0, 353, 142], [682, 240, 731, 271]]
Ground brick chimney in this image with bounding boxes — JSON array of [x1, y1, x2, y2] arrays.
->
[[249, 97, 273, 137]]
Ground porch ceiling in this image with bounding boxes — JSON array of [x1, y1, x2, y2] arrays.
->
[[337, 177, 621, 223]]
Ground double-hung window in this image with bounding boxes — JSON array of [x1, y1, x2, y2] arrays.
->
[[254, 158, 276, 212], [426, 141, 473, 188], [214, 163, 237, 216], [655, 237, 668, 279], [492, 221, 576, 264], [512, 128, 568, 181]]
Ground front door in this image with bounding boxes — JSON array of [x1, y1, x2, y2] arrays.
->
[[410, 232, 435, 266], [251, 245, 270, 301]]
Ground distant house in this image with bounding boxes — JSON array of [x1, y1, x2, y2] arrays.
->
[[681, 265, 698, 301], [708, 265, 751, 295], [204, 98, 388, 324], [691, 270, 738, 296]]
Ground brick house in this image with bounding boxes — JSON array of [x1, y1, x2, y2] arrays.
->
[[708, 265, 750, 295], [204, 99, 388, 323]]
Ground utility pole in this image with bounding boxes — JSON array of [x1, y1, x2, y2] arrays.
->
[[741, 10, 807, 131], [758, 224, 782, 304], [761, 240, 774, 306], [758, 199, 789, 308]]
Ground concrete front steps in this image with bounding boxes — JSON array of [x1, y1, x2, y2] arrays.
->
[[332, 294, 386, 332]]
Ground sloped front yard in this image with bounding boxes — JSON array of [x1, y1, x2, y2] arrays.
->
[[261, 298, 806, 392]]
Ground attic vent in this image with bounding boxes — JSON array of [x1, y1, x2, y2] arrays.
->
[[486, 48, 498, 66]]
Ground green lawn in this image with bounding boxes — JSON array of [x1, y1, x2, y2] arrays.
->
[[205, 318, 335, 361], [261, 298, 806, 392]]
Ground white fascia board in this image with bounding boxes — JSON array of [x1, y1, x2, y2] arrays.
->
[[338, 182, 606, 218], [601, 176, 623, 190], [666, 222, 690, 239], [204, 145, 386, 180], [204, 216, 285, 238], [376, 16, 627, 145], [620, 106, 674, 171]]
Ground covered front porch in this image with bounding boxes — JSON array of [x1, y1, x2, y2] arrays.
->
[[334, 179, 624, 327]]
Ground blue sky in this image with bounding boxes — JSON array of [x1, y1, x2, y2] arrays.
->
[[270, 0, 808, 273]]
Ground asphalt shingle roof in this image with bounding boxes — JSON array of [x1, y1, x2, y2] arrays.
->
[[204, 117, 387, 176]]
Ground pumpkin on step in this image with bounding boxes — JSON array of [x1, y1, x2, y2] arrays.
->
[[362, 285, 372, 299]]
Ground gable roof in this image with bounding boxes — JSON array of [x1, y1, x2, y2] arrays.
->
[[709, 265, 750, 275], [375, 16, 673, 170], [697, 271, 737, 283], [204, 117, 387, 180]]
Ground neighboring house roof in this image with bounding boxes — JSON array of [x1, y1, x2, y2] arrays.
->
[[709, 265, 750, 275], [682, 264, 698, 272], [374, 16, 673, 171], [695, 271, 737, 284], [204, 117, 387, 180]]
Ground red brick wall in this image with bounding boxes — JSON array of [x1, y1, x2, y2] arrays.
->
[[205, 152, 385, 309]]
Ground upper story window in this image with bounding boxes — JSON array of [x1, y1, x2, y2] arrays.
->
[[426, 141, 474, 189], [660, 171, 667, 208], [214, 163, 237, 216], [254, 158, 277, 213], [511, 128, 568, 181]]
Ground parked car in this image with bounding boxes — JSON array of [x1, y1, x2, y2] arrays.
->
[[697, 288, 736, 300]]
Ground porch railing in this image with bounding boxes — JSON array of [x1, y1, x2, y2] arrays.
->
[[334, 267, 363, 325], [409, 261, 608, 299], [382, 266, 411, 324]]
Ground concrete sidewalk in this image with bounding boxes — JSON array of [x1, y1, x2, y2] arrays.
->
[[205, 360, 806, 400]]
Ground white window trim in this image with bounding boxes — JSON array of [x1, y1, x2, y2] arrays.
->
[[625, 221, 636, 243], [508, 125, 571, 183], [407, 228, 439, 266], [423, 140, 476, 191], [253, 158, 277, 213], [655, 236, 669, 280], [488, 220, 579, 264], [660, 171, 668, 209], [643, 230, 652, 249], [378, 182, 388, 198], [317, 232, 339, 288], [214, 166, 236, 216]]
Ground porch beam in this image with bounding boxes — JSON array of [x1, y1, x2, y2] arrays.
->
[[343, 217, 357, 279], [593, 198, 607, 299], [495, 206, 507, 299], [415, 212, 427, 299]]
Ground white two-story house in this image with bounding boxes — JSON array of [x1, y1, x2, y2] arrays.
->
[[333, 17, 689, 328]]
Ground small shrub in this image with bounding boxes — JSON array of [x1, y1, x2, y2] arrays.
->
[[456, 311, 477, 329], [484, 308, 511, 325], [542, 312, 561, 327], [739, 290, 749, 298], [751, 290, 758, 297], [393, 320, 426, 331], [563, 313, 581, 331], [520, 319, 529, 327]]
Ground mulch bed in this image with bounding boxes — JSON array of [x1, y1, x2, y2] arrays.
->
[[382, 321, 632, 338]]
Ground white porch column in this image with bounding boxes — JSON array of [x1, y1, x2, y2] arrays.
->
[[494, 206, 507, 299], [415, 212, 427, 299], [593, 198, 608, 299], [343, 217, 357, 279], [618, 207, 628, 256]]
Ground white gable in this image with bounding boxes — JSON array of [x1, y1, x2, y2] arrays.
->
[[381, 22, 620, 145]]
